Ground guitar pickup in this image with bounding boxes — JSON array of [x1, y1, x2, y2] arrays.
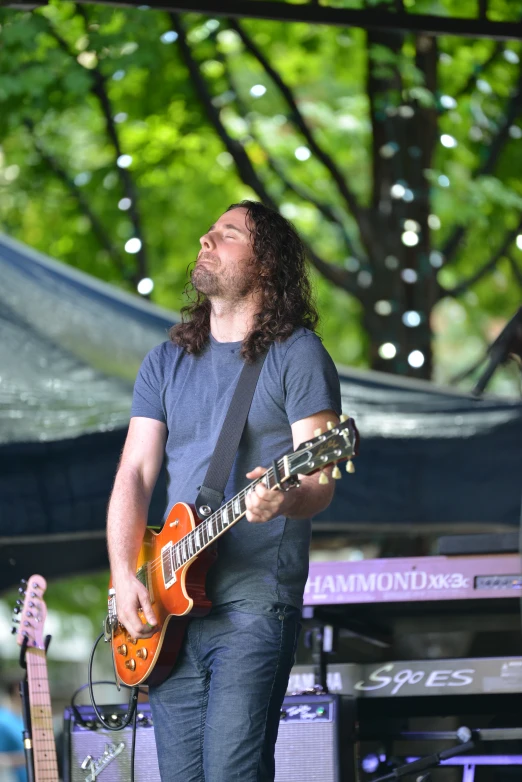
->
[[161, 541, 177, 589]]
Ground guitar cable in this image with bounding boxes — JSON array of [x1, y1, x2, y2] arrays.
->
[[86, 631, 141, 782]]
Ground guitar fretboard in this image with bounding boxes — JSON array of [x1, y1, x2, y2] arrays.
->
[[162, 458, 286, 579], [26, 649, 59, 782]]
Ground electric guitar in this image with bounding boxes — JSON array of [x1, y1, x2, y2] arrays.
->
[[12, 575, 59, 782], [108, 414, 358, 687]]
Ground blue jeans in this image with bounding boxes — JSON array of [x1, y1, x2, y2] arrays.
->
[[148, 601, 300, 782]]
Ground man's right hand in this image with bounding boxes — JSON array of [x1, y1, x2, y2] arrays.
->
[[112, 574, 159, 639]]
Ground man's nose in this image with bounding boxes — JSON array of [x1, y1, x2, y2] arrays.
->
[[200, 232, 215, 250]]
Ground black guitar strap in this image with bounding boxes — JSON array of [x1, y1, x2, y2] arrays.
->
[[194, 349, 268, 519]]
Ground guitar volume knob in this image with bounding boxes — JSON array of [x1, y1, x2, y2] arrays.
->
[[125, 660, 136, 671], [136, 648, 148, 660]]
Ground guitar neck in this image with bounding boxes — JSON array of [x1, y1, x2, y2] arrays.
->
[[26, 649, 59, 782], [163, 458, 289, 575]]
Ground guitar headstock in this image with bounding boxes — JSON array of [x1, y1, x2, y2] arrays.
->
[[290, 415, 359, 481], [11, 575, 48, 650]]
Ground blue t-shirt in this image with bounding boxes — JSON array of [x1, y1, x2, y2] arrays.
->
[[131, 327, 341, 609]]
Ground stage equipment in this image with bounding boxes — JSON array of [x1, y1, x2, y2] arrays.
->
[[65, 697, 357, 782], [63, 704, 160, 782], [275, 694, 357, 782]]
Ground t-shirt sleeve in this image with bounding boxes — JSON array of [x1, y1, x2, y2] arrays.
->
[[130, 346, 166, 423], [281, 333, 342, 425]]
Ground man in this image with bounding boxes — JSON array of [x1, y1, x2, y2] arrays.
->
[[107, 200, 342, 782]]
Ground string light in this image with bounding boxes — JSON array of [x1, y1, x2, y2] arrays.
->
[[295, 146, 311, 161], [374, 300, 392, 316], [160, 31, 178, 43], [509, 126, 522, 139], [137, 278, 154, 295], [118, 198, 131, 211], [391, 183, 405, 199], [357, 271, 372, 288], [401, 268, 418, 283], [440, 95, 457, 109], [408, 350, 425, 368], [428, 214, 441, 230], [404, 219, 421, 232], [438, 175, 450, 187], [430, 251, 444, 268], [516, 235, 522, 251], [385, 255, 399, 269], [504, 50, 520, 64], [117, 154, 133, 169], [477, 79, 492, 94], [441, 134, 457, 148], [344, 257, 360, 272], [403, 189, 414, 202], [250, 84, 267, 97], [379, 142, 399, 159], [112, 70, 125, 81], [402, 311, 421, 327], [74, 172, 91, 186], [114, 112, 127, 124], [379, 343, 397, 360], [401, 231, 419, 247], [125, 237, 142, 254]]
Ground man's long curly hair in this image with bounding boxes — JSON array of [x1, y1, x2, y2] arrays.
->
[[169, 200, 319, 362]]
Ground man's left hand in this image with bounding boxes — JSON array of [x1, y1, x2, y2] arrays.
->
[[244, 466, 286, 523]]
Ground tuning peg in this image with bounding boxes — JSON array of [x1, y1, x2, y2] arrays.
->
[[13, 606, 20, 614], [314, 428, 322, 437], [326, 421, 334, 430], [11, 627, 17, 635], [340, 414, 348, 423], [18, 586, 26, 594], [318, 471, 329, 485], [332, 465, 342, 480], [346, 460, 355, 474]]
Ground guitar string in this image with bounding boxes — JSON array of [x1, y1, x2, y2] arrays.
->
[[145, 458, 287, 577], [115, 430, 349, 618], [26, 652, 59, 776]]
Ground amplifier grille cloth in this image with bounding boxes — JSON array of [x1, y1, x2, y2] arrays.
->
[[275, 721, 337, 782], [69, 725, 161, 782]]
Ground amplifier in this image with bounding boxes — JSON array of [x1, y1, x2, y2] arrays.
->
[[63, 703, 160, 782], [65, 696, 356, 782], [275, 694, 357, 782]]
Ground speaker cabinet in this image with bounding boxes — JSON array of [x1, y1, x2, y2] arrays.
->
[[275, 694, 357, 782], [63, 704, 160, 782]]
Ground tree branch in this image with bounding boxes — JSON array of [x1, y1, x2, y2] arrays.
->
[[442, 69, 522, 265], [46, 7, 148, 284], [446, 214, 522, 297], [227, 19, 371, 239], [173, 16, 362, 300], [23, 119, 126, 275], [171, 13, 278, 209], [215, 45, 363, 259], [508, 251, 522, 288]]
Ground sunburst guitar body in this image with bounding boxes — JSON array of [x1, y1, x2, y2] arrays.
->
[[109, 415, 359, 687]]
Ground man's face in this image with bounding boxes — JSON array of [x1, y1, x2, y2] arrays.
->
[[192, 208, 257, 299]]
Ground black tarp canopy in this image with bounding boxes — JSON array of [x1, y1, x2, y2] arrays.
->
[[1, 233, 521, 589]]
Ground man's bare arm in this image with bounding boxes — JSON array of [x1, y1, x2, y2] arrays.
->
[[107, 416, 166, 638], [245, 410, 339, 522]]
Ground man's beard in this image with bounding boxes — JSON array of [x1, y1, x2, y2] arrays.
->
[[191, 255, 258, 299]]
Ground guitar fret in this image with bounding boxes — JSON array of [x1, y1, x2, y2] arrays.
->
[[207, 518, 214, 539], [222, 506, 229, 526], [233, 496, 241, 516], [195, 527, 201, 549]]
